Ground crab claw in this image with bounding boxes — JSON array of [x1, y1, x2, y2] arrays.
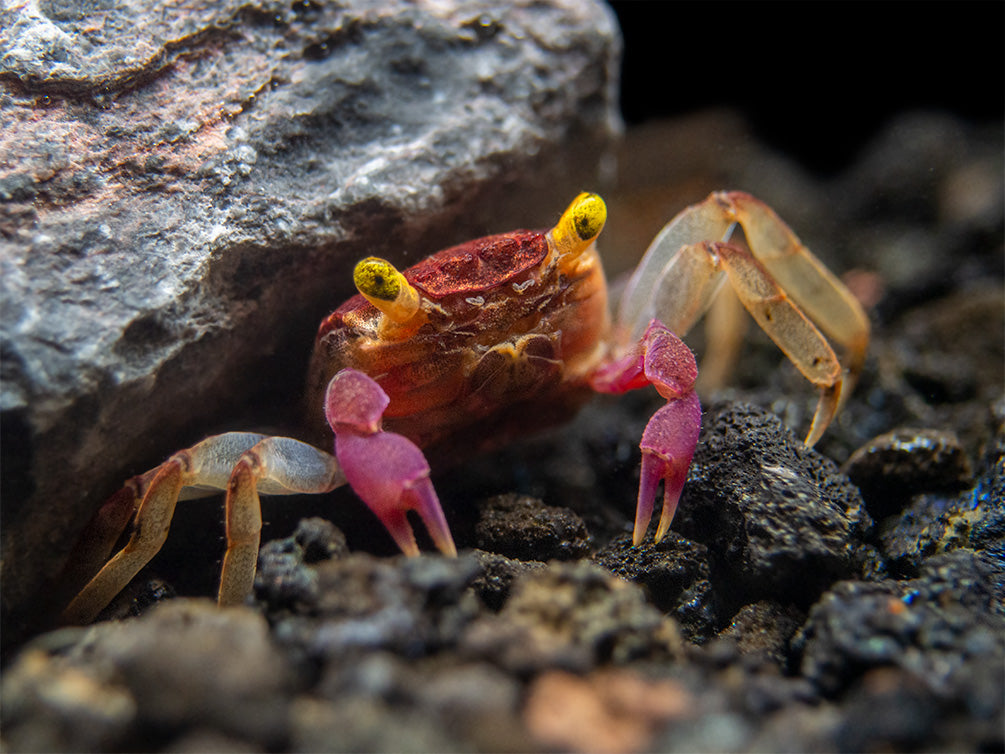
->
[[590, 321, 702, 545], [633, 390, 701, 545], [325, 369, 457, 557]]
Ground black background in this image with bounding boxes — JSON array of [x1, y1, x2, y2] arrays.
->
[[609, 1, 1003, 175]]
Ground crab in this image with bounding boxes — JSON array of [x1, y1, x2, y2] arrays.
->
[[59, 191, 869, 625]]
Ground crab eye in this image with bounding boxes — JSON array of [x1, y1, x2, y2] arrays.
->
[[354, 257, 421, 325], [355, 257, 402, 301], [571, 192, 606, 241], [549, 192, 607, 266]]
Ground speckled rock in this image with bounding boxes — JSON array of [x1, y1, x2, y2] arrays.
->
[[795, 549, 1004, 708], [461, 560, 683, 673], [793, 549, 1005, 752], [878, 403, 1004, 577], [716, 601, 806, 668], [254, 517, 349, 610], [474, 493, 592, 561], [468, 549, 548, 612], [593, 532, 718, 642], [301, 654, 529, 753], [1, 600, 292, 751], [0, 0, 621, 640], [263, 553, 483, 662], [673, 402, 873, 606]]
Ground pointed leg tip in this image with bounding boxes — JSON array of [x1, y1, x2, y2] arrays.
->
[[440, 541, 459, 558]]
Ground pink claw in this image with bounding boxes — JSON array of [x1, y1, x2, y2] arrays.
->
[[325, 369, 457, 557], [633, 390, 701, 544], [590, 321, 702, 545]]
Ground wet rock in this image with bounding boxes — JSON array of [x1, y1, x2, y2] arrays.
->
[[474, 493, 592, 561], [844, 427, 973, 518], [878, 414, 1004, 576], [0, 0, 621, 639], [461, 561, 683, 674], [593, 532, 718, 642], [674, 402, 873, 606], [796, 549, 1004, 705]]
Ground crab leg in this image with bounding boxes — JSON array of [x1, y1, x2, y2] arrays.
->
[[325, 369, 457, 558], [591, 320, 702, 544], [218, 436, 344, 605], [617, 191, 869, 446], [721, 191, 870, 400], [60, 432, 342, 625]]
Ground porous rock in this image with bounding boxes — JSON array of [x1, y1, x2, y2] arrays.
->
[[0, 0, 621, 639], [844, 427, 973, 518], [795, 549, 1004, 697], [264, 552, 484, 661], [2, 599, 293, 750], [593, 532, 718, 642], [674, 402, 873, 606], [474, 493, 592, 561], [461, 560, 683, 673]]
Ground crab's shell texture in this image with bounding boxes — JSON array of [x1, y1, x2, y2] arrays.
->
[[308, 229, 610, 455]]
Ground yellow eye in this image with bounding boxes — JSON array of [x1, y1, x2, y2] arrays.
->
[[354, 258, 403, 302], [571, 192, 606, 242], [549, 192, 607, 265], [353, 257, 421, 324]]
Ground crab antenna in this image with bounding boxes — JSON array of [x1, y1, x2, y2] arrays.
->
[[354, 257, 422, 324], [549, 192, 606, 271]]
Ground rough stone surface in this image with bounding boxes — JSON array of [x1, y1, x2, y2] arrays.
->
[[844, 427, 973, 518], [474, 493, 592, 561], [461, 560, 683, 674], [673, 402, 874, 608], [878, 404, 1005, 578], [593, 532, 718, 642], [0, 0, 621, 637], [2, 600, 292, 751], [795, 550, 1004, 697]]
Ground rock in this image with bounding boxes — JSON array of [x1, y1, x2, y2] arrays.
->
[[1, 600, 293, 750], [593, 532, 718, 642], [844, 427, 973, 518], [0, 0, 621, 641], [524, 668, 693, 754], [717, 601, 806, 668], [461, 561, 683, 673], [474, 493, 592, 561], [877, 408, 1004, 576], [673, 402, 873, 606], [467, 549, 547, 611], [300, 655, 528, 752], [1, 648, 137, 752], [795, 550, 1004, 700], [254, 517, 348, 610], [266, 552, 483, 662]]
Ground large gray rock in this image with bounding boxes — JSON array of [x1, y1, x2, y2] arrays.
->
[[0, 0, 621, 637]]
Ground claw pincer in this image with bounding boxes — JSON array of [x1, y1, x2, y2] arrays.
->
[[589, 320, 701, 544], [325, 369, 457, 558]]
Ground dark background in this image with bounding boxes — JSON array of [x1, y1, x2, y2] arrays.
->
[[609, 1, 1003, 175]]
